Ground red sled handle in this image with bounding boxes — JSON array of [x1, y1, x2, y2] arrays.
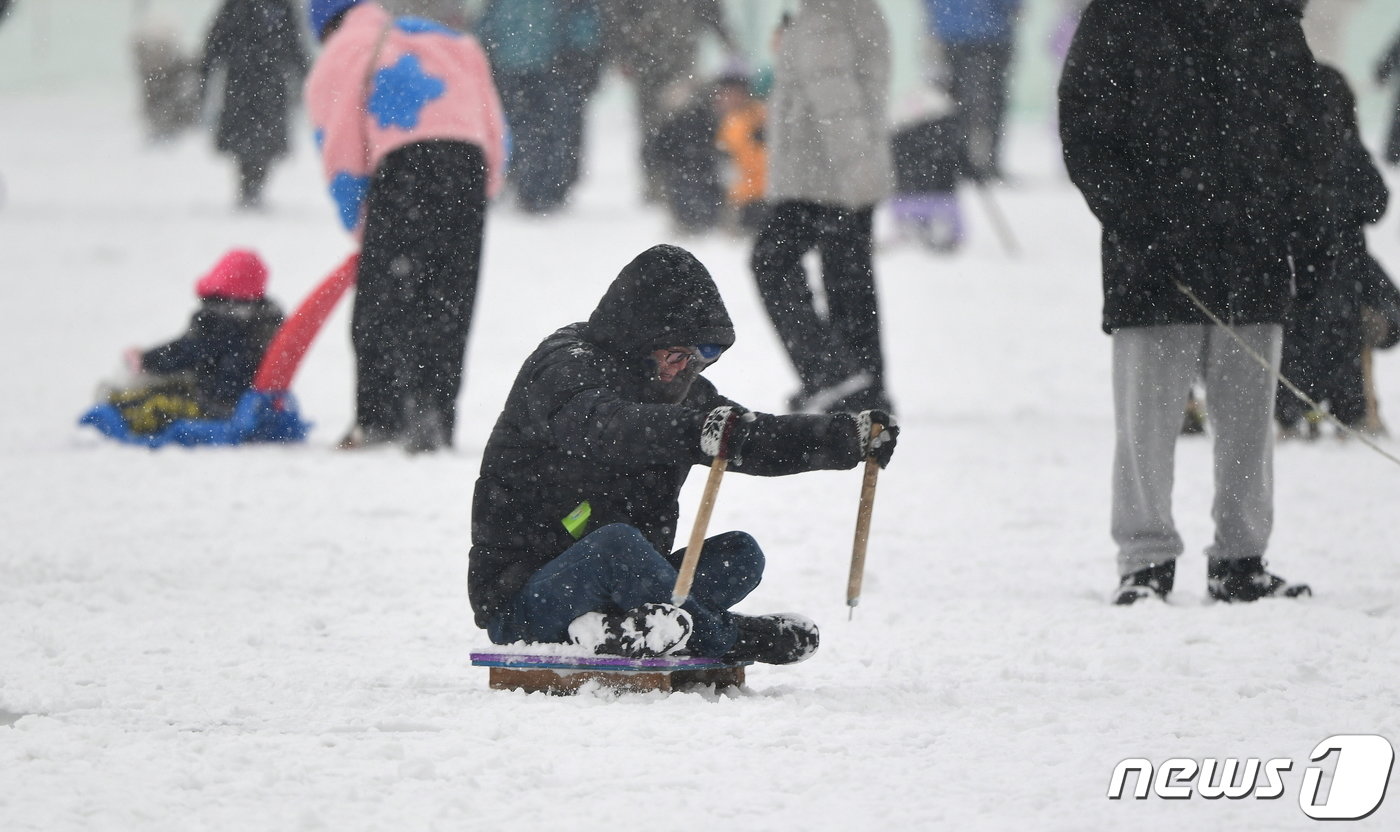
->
[[251, 254, 358, 393]]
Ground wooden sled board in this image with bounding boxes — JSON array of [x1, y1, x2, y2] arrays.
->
[[470, 651, 751, 695]]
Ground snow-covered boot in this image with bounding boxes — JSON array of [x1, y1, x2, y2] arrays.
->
[[567, 602, 693, 658], [1113, 560, 1175, 605], [1207, 557, 1311, 603], [723, 613, 820, 665]]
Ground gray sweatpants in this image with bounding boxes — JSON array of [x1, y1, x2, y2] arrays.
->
[[1111, 323, 1283, 576]]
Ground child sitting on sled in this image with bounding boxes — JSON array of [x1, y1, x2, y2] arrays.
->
[[109, 249, 284, 433]]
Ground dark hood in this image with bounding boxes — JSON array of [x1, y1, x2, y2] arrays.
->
[[583, 245, 736, 356]]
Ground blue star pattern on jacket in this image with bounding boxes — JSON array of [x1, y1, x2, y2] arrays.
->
[[313, 127, 325, 151], [367, 54, 446, 130], [329, 172, 370, 230], [395, 16, 457, 36]]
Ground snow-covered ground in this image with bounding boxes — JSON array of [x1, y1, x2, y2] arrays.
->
[[3, 83, 1400, 831]]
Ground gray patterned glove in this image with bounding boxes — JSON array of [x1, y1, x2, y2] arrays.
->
[[700, 405, 755, 462], [855, 410, 898, 468]]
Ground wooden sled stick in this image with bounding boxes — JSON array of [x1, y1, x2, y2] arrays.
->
[[672, 456, 728, 607], [846, 424, 883, 619]]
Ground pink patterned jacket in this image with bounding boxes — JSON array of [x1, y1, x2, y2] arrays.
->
[[304, 2, 506, 233]]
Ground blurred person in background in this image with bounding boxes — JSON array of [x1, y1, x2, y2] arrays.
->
[[642, 78, 727, 235], [1278, 66, 1400, 439], [714, 70, 770, 234], [751, 0, 895, 416], [200, 0, 308, 209], [596, 0, 733, 204], [133, 18, 204, 143], [305, 0, 506, 453], [476, 0, 602, 215], [922, 0, 1022, 183]]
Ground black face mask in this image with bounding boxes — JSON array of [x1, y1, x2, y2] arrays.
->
[[638, 357, 702, 404]]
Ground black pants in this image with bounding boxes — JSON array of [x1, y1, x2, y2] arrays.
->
[[355, 140, 487, 439], [496, 70, 588, 212], [750, 200, 887, 402], [945, 39, 1014, 180]]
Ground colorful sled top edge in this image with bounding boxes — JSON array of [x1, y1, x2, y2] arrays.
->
[[470, 652, 750, 671]]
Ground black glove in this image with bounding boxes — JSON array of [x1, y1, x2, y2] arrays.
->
[[855, 410, 898, 468], [700, 405, 756, 463]]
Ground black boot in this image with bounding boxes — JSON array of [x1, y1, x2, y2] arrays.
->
[[1113, 560, 1176, 605], [1208, 557, 1311, 603], [723, 613, 819, 665]]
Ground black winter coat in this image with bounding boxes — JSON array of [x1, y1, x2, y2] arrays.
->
[[141, 297, 283, 418], [1058, 0, 1332, 333], [202, 0, 308, 163], [468, 245, 866, 627], [1280, 67, 1391, 424], [1315, 66, 1400, 348]]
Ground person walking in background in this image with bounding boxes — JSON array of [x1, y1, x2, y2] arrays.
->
[[1059, 0, 1331, 605], [642, 78, 728, 235], [1377, 27, 1400, 170], [923, 0, 1021, 183], [200, 0, 308, 209], [476, 0, 602, 215], [751, 0, 895, 416], [305, 0, 506, 453], [1278, 65, 1400, 439], [596, 0, 732, 204]]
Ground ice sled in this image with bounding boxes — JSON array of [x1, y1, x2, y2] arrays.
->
[[80, 255, 358, 448], [470, 649, 750, 695]]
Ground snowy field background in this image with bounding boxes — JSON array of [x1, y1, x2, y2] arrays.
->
[[3, 76, 1400, 830]]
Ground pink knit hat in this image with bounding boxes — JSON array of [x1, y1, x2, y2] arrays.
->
[[195, 249, 268, 300]]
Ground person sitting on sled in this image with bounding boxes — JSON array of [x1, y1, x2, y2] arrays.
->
[[468, 244, 898, 665], [113, 249, 284, 432]]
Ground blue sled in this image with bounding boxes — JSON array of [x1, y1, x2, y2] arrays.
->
[[79, 389, 311, 448]]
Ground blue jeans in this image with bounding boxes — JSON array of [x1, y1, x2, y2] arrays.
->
[[486, 524, 765, 657]]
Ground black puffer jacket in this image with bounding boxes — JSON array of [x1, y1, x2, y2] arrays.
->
[[1059, 0, 1332, 332], [141, 297, 283, 418], [468, 245, 865, 627]]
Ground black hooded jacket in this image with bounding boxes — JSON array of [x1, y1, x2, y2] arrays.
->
[[468, 245, 865, 627], [1058, 0, 1332, 332]]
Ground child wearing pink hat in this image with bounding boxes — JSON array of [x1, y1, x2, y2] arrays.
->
[[118, 250, 285, 429]]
